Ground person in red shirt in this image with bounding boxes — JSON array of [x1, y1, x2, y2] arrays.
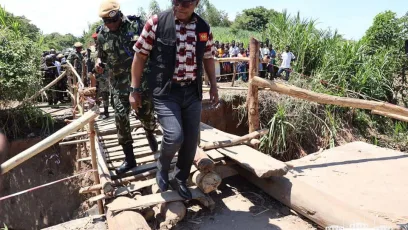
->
[[130, 0, 219, 199]]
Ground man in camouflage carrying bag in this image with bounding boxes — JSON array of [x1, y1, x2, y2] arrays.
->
[[95, 0, 158, 175], [68, 42, 84, 77]]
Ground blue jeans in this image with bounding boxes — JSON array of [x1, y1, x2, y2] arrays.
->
[[277, 68, 291, 81], [154, 83, 202, 182]]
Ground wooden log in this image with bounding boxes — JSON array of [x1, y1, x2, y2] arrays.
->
[[214, 164, 238, 179], [231, 62, 237, 87], [59, 138, 89, 146], [95, 136, 114, 195], [252, 76, 408, 118], [89, 119, 104, 214], [159, 202, 187, 230], [194, 147, 215, 173], [79, 87, 96, 97], [192, 171, 221, 194], [235, 166, 399, 229], [107, 187, 210, 212], [1, 109, 99, 174], [106, 197, 151, 230], [247, 37, 260, 133], [27, 71, 67, 101], [88, 178, 157, 203], [372, 110, 408, 122], [200, 128, 268, 151]]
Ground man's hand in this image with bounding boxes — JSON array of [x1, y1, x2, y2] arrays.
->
[[129, 92, 142, 112], [209, 85, 219, 107]]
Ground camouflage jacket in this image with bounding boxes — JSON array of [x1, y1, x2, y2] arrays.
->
[[67, 50, 83, 74], [97, 16, 141, 93]]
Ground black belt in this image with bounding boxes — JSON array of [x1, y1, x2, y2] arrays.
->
[[172, 80, 197, 87]]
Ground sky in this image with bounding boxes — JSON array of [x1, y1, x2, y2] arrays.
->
[[0, 0, 407, 40]]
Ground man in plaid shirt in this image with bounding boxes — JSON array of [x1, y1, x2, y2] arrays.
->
[[130, 0, 219, 199]]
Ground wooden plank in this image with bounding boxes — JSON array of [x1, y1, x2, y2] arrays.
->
[[252, 76, 408, 118], [206, 149, 224, 161], [89, 119, 104, 214], [216, 145, 289, 178], [105, 137, 162, 153], [59, 138, 89, 146], [235, 166, 399, 229], [372, 110, 408, 122], [108, 153, 178, 169], [107, 187, 206, 212], [103, 136, 162, 149]]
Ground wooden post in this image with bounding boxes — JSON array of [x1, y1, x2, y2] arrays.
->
[[247, 37, 260, 133], [231, 62, 237, 87], [1, 109, 99, 174], [89, 119, 104, 214]]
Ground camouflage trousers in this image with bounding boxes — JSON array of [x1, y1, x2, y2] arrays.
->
[[44, 78, 57, 105], [96, 75, 110, 107], [112, 90, 156, 145]]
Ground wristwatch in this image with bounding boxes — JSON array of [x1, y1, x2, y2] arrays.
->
[[129, 86, 142, 93]]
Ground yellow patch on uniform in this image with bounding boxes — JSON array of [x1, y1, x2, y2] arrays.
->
[[199, 33, 208, 42], [131, 35, 139, 41]]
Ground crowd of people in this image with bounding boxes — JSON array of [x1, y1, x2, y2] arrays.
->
[[212, 40, 296, 82]]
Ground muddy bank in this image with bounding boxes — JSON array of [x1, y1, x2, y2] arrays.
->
[[201, 99, 248, 136], [0, 138, 87, 230]]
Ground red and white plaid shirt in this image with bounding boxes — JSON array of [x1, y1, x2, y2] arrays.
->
[[133, 14, 215, 82]]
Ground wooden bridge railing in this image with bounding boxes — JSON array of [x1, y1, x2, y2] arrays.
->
[[1, 62, 104, 214]]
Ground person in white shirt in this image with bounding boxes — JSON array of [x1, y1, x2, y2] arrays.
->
[[277, 46, 296, 81], [229, 40, 240, 57]]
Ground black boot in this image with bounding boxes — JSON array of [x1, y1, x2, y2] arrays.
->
[[115, 143, 136, 175], [100, 106, 109, 120], [146, 130, 158, 152], [176, 180, 192, 200], [156, 170, 169, 192]]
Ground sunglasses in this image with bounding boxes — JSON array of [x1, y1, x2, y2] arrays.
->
[[172, 0, 196, 8], [103, 15, 120, 24]]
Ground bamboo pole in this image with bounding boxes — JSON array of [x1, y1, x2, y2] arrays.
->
[[371, 110, 408, 122], [200, 128, 269, 151], [247, 37, 260, 133], [1, 109, 99, 174], [215, 57, 250, 62], [252, 77, 408, 118], [27, 71, 66, 101], [67, 61, 85, 88], [89, 119, 104, 214], [231, 62, 237, 87], [95, 136, 114, 195]]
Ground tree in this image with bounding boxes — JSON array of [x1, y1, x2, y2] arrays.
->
[[362, 11, 403, 51], [137, 7, 147, 22], [195, 0, 231, 27], [148, 0, 161, 17], [232, 6, 279, 31]]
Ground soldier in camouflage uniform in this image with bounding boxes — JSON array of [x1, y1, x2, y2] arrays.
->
[[40, 55, 58, 105], [96, 0, 157, 174], [90, 32, 110, 119], [67, 42, 84, 77]]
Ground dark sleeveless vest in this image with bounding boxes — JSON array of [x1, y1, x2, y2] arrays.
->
[[146, 9, 210, 100]]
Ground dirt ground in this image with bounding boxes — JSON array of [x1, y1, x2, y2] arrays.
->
[[174, 176, 316, 230]]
